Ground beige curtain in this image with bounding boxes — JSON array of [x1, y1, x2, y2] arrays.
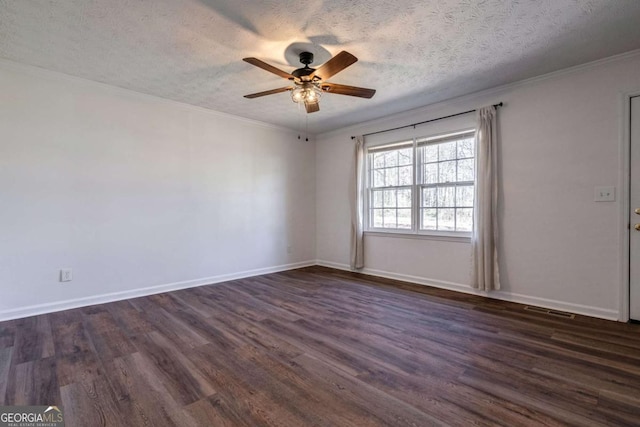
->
[[472, 106, 500, 290], [350, 136, 365, 269]]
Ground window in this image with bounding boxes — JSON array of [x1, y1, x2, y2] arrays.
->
[[365, 129, 475, 235], [368, 141, 413, 229]]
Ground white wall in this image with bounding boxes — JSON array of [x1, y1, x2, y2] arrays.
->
[[316, 51, 640, 321], [4, 51, 639, 322], [0, 61, 316, 320]]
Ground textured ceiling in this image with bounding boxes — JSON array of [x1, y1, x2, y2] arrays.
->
[[1, 0, 640, 134]]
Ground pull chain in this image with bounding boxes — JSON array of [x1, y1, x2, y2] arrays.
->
[[296, 103, 310, 142], [297, 102, 302, 140]]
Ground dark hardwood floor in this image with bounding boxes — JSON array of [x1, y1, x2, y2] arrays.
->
[[1, 266, 639, 426]]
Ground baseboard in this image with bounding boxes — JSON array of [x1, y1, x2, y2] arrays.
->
[[0, 260, 316, 321], [1, 259, 620, 322], [315, 260, 620, 321]]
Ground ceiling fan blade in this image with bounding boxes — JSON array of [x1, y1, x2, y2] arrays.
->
[[243, 57, 294, 80], [305, 101, 320, 113], [321, 83, 376, 98], [312, 51, 358, 80], [244, 87, 292, 99]]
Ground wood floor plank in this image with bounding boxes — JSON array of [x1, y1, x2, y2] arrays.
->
[[0, 347, 11, 404], [105, 352, 185, 426], [105, 300, 155, 337], [458, 367, 614, 426], [184, 344, 317, 427], [596, 391, 640, 424], [60, 374, 129, 426], [129, 303, 209, 349], [84, 310, 136, 362], [183, 397, 246, 427], [167, 307, 245, 352], [4, 357, 59, 406], [237, 340, 387, 426], [51, 312, 104, 389], [169, 291, 216, 319], [131, 332, 216, 406], [292, 352, 446, 427], [204, 311, 305, 361], [0, 266, 639, 426], [0, 322, 16, 350], [551, 330, 640, 359], [209, 283, 303, 323], [13, 315, 54, 364], [531, 359, 640, 405]]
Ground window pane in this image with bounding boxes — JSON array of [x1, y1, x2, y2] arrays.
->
[[384, 167, 398, 186], [438, 208, 455, 230], [422, 208, 437, 230], [384, 151, 398, 167], [423, 145, 438, 163], [437, 186, 455, 207], [422, 187, 437, 208], [457, 137, 474, 158], [456, 185, 474, 207], [397, 209, 412, 229], [373, 153, 385, 168], [372, 209, 383, 228], [424, 163, 438, 184], [373, 169, 384, 187], [398, 166, 412, 186], [398, 148, 413, 166], [439, 160, 456, 183], [383, 189, 396, 207], [383, 209, 396, 228], [372, 190, 384, 208], [456, 208, 473, 232], [397, 188, 411, 208], [457, 159, 474, 182], [439, 141, 457, 161]]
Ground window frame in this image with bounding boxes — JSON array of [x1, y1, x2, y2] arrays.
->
[[365, 140, 415, 231], [364, 128, 476, 240]]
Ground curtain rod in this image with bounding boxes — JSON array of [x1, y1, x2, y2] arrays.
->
[[351, 102, 503, 139]]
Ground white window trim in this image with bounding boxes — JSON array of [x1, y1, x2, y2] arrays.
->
[[363, 128, 476, 239], [364, 229, 471, 243]]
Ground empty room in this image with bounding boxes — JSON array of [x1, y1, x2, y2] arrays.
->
[[2, 0, 640, 426]]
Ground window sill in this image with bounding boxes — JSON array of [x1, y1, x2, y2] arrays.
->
[[364, 230, 472, 243]]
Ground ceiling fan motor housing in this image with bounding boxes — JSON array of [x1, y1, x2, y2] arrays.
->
[[292, 52, 316, 79], [299, 51, 314, 66]]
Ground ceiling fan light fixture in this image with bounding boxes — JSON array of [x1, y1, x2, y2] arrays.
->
[[243, 51, 375, 114], [291, 82, 322, 104]]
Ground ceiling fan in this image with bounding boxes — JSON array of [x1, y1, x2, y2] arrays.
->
[[243, 51, 376, 113]]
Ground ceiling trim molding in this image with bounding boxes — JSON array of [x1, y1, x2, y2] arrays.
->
[[0, 57, 298, 135], [318, 48, 640, 139]]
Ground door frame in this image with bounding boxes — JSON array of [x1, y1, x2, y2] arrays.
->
[[620, 90, 640, 322]]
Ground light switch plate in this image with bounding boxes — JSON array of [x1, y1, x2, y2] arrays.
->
[[594, 186, 616, 202]]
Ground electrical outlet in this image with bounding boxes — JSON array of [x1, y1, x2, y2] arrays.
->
[[594, 186, 615, 202], [60, 268, 72, 282]]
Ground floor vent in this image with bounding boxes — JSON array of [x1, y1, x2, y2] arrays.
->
[[524, 305, 575, 319]]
